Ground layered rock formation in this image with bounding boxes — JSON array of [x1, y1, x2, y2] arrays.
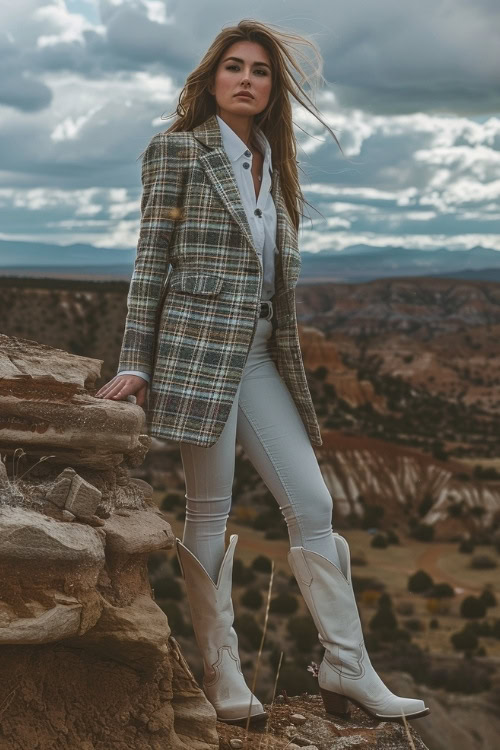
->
[[298, 325, 383, 409], [315, 430, 500, 540], [0, 333, 219, 750]]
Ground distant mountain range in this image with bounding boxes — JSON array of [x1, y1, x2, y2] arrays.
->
[[1, 239, 500, 282]]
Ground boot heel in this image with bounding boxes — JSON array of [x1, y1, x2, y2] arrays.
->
[[319, 687, 350, 716]]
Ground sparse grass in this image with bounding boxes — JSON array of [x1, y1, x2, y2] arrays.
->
[[401, 711, 417, 749], [0, 449, 56, 509], [244, 558, 275, 736], [257, 651, 283, 750]]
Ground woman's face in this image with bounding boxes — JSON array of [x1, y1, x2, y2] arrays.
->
[[209, 40, 273, 120]]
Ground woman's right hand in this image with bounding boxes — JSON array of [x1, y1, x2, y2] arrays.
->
[[95, 374, 149, 408]]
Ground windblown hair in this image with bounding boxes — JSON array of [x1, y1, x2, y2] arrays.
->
[[160, 18, 343, 231]]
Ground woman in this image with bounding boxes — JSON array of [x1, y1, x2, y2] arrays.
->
[[96, 20, 430, 726]]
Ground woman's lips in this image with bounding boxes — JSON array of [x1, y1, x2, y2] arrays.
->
[[235, 93, 253, 99]]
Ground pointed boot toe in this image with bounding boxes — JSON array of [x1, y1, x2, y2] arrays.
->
[[373, 698, 429, 721], [212, 695, 268, 724], [203, 644, 268, 724]]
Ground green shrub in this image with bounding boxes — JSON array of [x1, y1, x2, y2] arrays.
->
[[460, 595, 487, 619], [170, 555, 182, 577], [428, 582, 455, 598], [403, 617, 425, 632], [371, 534, 388, 549], [276, 661, 320, 697], [253, 510, 281, 530], [269, 592, 299, 616], [268, 645, 286, 672], [479, 587, 497, 608], [361, 504, 385, 529], [252, 554, 273, 573], [352, 576, 385, 596], [160, 492, 184, 511], [385, 529, 400, 545], [153, 576, 183, 601], [241, 587, 263, 610], [234, 614, 263, 649], [369, 593, 398, 632], [264, 526, 288, 540], [461, 620, 493, 637], [286, 615, 318, 652], [373, 626, 411, 644], [396, 601, 414, 616], [418, 494, 434, 517], [233, 558, 256, 585], [459, 539, 475, 554], [377, 641, 429, 684], [491, 619, 500, 639], [159, 601, 192, 636], [408, 570, 434, 594], [442, 661, 492, 693], [147, 553, 164, 575], [351, 554, 367, 566], [470, 555, 497, 570], [410, 523, 434, 542]]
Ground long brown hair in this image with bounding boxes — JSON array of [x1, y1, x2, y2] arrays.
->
[[158, 19, 343, 231]]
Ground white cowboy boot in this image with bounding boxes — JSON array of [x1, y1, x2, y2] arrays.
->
[[288, 533, 431, 721], [175, 533, 268, 724]]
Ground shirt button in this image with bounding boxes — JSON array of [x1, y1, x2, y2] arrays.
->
[[254, 208, 262, 217], [244, 150, 251, 157], [243, 162, 250, 169]]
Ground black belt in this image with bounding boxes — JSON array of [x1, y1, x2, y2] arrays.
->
[[259, 300, 273, 319]]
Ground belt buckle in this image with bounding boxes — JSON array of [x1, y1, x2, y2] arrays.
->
[[262, 300, 273, 320]]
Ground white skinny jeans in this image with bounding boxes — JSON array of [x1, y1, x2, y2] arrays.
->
[[179, 316, 341, 583]]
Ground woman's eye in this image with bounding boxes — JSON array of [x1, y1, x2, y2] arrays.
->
[[226, 65, 267, 76]]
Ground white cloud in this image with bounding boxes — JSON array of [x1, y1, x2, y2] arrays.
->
[[35, 0, 105, 47], [0, 0, 498, 256]]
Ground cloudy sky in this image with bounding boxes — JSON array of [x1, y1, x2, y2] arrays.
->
[[1, 0, 499, 260]]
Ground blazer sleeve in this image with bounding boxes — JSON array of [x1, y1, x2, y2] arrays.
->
[[116, 133, 183, 376]]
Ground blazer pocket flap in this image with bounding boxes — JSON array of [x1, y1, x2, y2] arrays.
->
[[169, 271, 224, 296]]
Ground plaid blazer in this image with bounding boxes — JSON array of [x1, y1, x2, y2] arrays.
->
[[117, 113, 322, 448]]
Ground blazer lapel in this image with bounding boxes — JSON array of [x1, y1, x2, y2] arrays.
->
[[197, 147, 258, 257], [193, 114, 286, 266]]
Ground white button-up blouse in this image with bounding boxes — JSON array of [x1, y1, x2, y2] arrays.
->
[[118, 115, 278, 383]]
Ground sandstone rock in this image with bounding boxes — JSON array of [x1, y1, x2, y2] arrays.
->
[[0, 505, 105, 644], [103, 508, 174, 555], [46, 466, 102, 518], [130, 477, 155, 499], [0, 333, 219, 749], [0, 334, 151, 470], [0, 505, 104, 565]]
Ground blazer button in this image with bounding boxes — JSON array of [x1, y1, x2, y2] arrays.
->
[[243, 162, 250, 169], [254, 208, 262, 217], [244, 150, 251, 157]]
